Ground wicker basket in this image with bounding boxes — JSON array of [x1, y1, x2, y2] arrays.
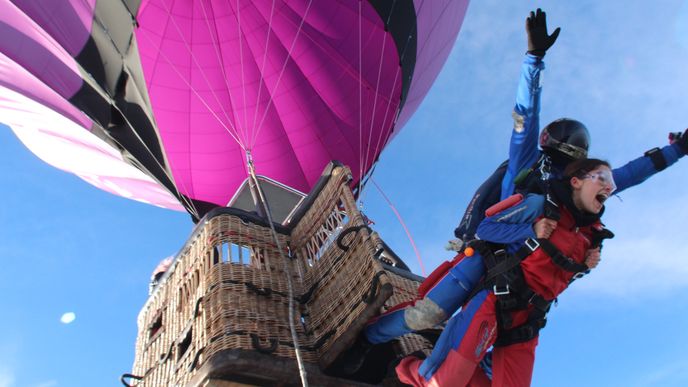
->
[[129, 164, 429, 386]]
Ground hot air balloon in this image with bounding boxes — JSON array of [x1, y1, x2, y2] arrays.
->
[[1, 1, 470, 385], [1, 0, 469, 223]]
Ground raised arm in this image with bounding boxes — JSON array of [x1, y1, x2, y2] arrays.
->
[[502, 9, 560, 199]]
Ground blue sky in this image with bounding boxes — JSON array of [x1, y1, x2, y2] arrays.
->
[[2, 1, 688, 386]]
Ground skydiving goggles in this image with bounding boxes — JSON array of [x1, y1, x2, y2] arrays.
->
[[583, 169, 617, 193]]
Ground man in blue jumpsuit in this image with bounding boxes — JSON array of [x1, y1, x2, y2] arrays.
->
[[360, 8, 688, 352]]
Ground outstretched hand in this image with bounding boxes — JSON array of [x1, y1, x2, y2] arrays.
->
[[526, 8, 561, 57], [669, 128, 688, 154]]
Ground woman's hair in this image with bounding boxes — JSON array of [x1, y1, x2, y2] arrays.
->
[[563, 158, 611, 179]]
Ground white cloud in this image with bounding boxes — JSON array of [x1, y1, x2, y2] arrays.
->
[[60, 312, 76, 325]]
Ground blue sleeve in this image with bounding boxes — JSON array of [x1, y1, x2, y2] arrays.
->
[[613, 143, 685, 193], [501, 54, 545, 199], [476, 194, 544, 244]]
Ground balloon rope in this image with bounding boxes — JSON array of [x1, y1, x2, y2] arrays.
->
[[154, 0, 246, 146], [250, 0, 314, 149], [68, 0, 233, 219], [357, 0, 364, 203], [136, 32, 245, 149], [235, 0, 250, 140], [361, 28, 388, 186], [197, 0, 253, 144], [62, 4, 205, 219], [68, 0, 205, 218], [92, 0, 242, 146], [104, 108, 201, 220], [370, 178, 426, 276], [357, 3, 401, 203], [369, 68, 401, 171], [250, 0, 278, 147], [246, 155, 309, 387]]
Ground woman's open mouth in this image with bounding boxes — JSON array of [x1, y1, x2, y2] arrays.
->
[[595, 192, 609, 206]]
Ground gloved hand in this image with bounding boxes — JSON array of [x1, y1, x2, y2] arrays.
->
[[526, 9, 561, 57], [669, 128, 688, 154]]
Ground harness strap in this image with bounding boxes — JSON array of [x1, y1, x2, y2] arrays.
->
[[474, 239, 554, 347], [494, 309, 548, 347], [482, 238, 540, 285], [493, 263, 552, 314], [536, 238, 589, 274]]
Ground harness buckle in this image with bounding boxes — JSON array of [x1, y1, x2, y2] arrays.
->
[[493, 284, 510, 295], [572, 272, 586, 280], [525, 238, 540, 252]]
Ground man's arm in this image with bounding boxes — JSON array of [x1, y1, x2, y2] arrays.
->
[[502, 54, 545, 200], [476, 194, 545, 244], [501, 10, 559, 199]]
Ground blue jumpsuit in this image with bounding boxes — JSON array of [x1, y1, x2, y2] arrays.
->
[[364, 54, 685, 345]]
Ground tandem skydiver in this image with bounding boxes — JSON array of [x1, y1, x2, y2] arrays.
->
[[340, 8, 688, 372], [395, 158, 615, 386]]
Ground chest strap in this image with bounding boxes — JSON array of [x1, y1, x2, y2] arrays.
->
[[478, 235, 588, 288]]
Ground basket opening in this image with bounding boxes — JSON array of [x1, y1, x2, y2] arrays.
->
[[220, 242, 254, 266], [148, 312, 163, 340], [177, 327, 193, 362]]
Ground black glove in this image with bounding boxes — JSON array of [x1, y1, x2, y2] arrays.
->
[[526, 9, 561, 57], [670, 128, 688, 154]]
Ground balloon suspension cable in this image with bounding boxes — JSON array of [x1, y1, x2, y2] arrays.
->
[[246, 153, 309, 387], [250, 0, 314, 149], [355, 0, 403, 205], [105, 108, 202, 222], [41, 4, 203, 220], [371, 178, 426, 276], [356, 0, 364, 203]]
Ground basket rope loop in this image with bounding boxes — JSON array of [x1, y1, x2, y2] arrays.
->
[[363, 271, 388, 304], [336, 225, 372, 251], [250, 334, 279, 354], [120, 373, 142, 387]]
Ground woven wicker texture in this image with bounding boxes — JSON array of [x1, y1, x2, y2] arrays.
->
[[130, 165, 423, 386]]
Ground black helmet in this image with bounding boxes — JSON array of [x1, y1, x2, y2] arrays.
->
[[539, 118, 590, 161]]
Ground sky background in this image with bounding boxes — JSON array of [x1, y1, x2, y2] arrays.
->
[[2, 1, 688, 386]]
